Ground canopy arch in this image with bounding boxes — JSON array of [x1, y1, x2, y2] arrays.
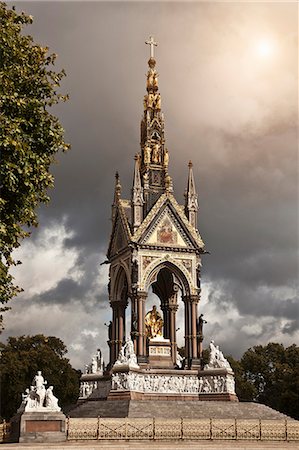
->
[[143, 260, 191, 298]]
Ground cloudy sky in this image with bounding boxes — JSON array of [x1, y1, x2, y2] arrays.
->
[[2, 1, 298, 370]]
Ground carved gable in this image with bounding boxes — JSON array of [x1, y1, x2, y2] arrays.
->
[[142, 207, 190, 248], [132, 193, 205, 251]]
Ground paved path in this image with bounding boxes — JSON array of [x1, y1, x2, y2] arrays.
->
[[1, 441, 299, 450]]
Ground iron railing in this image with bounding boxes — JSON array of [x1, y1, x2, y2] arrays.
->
[[0, 421, 11, 443], [66, 417, 299, 441]]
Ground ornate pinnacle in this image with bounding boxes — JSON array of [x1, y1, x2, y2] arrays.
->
[[114, 171, 121, 200], [145, 36, 157, 59]]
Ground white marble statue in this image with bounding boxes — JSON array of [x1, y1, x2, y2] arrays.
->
[[205, 340, 232, 370], [91, 357, 97, 374], [85, 348, 105, 375], [45, 386, 61, 411], [19, 371, 61, 412], [175, 351, 184, 369], [95, 348, 104, 375], [33, 370, 47, 407], [113, 338, 139, 369]]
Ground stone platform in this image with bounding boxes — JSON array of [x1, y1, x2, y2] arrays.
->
[[69, 400, 292, 420]]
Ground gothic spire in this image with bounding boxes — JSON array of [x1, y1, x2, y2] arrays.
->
[[140, 36, 170, 213], [185, 161, 198, 229], [112, 171, 121, 222]]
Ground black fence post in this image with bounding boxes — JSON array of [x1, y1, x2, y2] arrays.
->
[[259, 418, 262, 440], [66, 416, 69, 440], [97, 416, 100, 440]]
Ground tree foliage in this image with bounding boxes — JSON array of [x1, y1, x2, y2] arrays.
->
[[226, 355, 257, 401], [0, 2, 69, 327], [0, 334, 80, 420], [241, 343, 299, 420]]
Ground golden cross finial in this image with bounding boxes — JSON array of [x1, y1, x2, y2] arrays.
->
[[145, 36, 158, 59]]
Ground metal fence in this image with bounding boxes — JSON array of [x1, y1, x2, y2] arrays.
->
[[0, 421, 11, 443], [66, 417, 299, 441]]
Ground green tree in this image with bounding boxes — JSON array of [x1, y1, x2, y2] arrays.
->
[[241, 343, 299, 420], [0, 335, 80, 420], [0, 2, 69, 328], [226, 355, 256, 401]]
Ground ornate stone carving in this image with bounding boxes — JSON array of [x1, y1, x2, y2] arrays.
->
[[204, 340, 232, 371], [111, 371, 236, 396], [177, 258, 192, 274], [142, 255, 155, 270], [79, 381, 98, 399]]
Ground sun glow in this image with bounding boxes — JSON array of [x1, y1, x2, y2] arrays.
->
[[255, 39, 275, 58]]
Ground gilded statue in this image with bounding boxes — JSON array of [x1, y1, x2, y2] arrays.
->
[[145, 305, 163, 339], [154, 93, 161, 110], [144, 145, 151, 164], [147, 68, 155, 87], [152, 143, 160, 163], [143, 95, 148, 110], [164, 148, 169, 167], [147, 68, 158, 89], [147, 93, 155, 108]]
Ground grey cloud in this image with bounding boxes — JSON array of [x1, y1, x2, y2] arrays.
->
[[4, 1, 297, 366], [31, 251, 109, 312], [282, 319, 299, 336], [207, 279, 299, 328]]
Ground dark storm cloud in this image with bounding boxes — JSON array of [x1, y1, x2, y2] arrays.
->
[[282, 319, 299, 336], [32, 251, 109, 310], [207, 278, 299, 331], [4, 1, 297, 364]]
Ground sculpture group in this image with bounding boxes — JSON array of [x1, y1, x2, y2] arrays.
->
[[20, 371, 61, 412]]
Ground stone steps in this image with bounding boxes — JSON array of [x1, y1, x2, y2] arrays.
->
[[68, 400, 293, 420]]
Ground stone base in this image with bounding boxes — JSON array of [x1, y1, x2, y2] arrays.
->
[[108, 390, 200, 401], [148, 338, 174, 368], [10, 411, 66, 443], [199, 392, 238, 402], [108, 391, 238, 402]]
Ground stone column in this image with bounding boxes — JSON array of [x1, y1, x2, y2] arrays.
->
[[191, 297, 198, 357], [169, 304, 178, 364], [137, 291, 147, 362], [190, 295, 201, 367], [117, 301, 127, 357], [110, 303, 118, 365], [183, 296, 191, 366], [161, 303, 170, 339], [183, 295, 200, 368], [131, 295, 138, 354]]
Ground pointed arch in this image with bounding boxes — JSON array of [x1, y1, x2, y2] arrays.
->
[[112, 263, 131, 301], [143, 260, 191, 297]]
